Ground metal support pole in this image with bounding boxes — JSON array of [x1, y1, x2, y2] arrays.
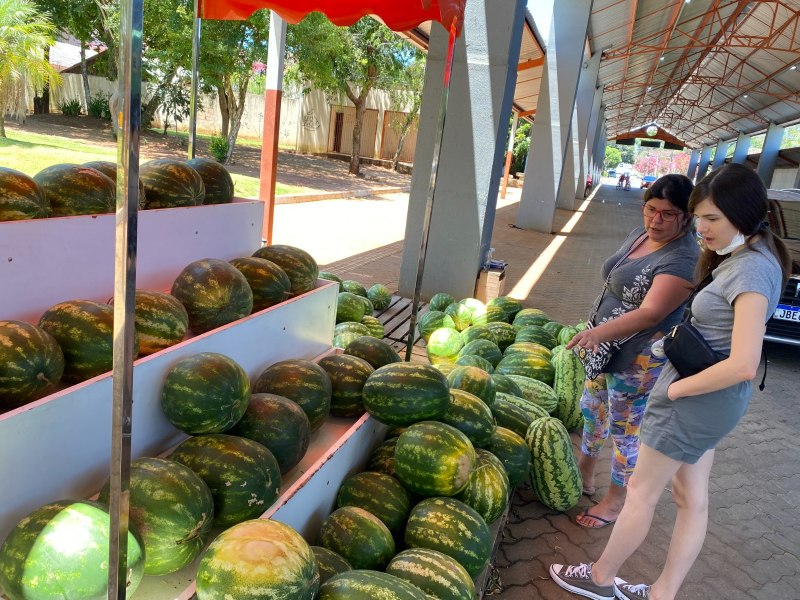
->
[[188, 0, 202, 159], [405, 22, 458, 362], [108, 0, 142, 596]]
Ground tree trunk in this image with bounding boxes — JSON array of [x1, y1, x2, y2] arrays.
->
[[224, 74, 251, 164], [344, 74, 375, 177], [217, 82, 231, 139], [392, 110, 417, 171], [0, 111, 6, 138], [42, 47, 50, 114], [80, 41, 91, 112]]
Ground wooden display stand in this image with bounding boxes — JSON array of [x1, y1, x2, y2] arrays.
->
[[475, 267, 506, 303]]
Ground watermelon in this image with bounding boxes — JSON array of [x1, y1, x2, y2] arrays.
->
[[504, 341, 552, 360], [470, 304, 507, 327], [38, 299, 137, 383], [444, 301, 473, 331], [318, 272, 343, 290], [551, 344, 568, 359], [319, 570, 427, 600], [497, 391, 550, 422], [229, 256, 292, 311], [98, 457, 214, 575], [457, 338, 503, 367], [357, 295, 375, 316], [311, 546, 352, 585], [318, 506, 395, 570], [33, 164, 115, 216], [557, 325, 580, 346], [552, 348, 586, 430], [82, 160, 146, 209], [228, 393, 311, 473], [335, 322, 370, 337], [416, 310, 455, 342], [0, 166, 49, 220], [344, 336, 402, 369], [362, 362, 449, 426], [360, 315, 385, 338], [170, 258, 253, 334], [460, 325, 495, 345], [495, 353, 555, 386], [394, 421, 475, 496], [367, 437, 399, 478], [515, 325, 557, 349], [506, 374, 559, 413], [458, 298, 485, 318], [336, 471, 412, 535], [196, 519, 319, 600], [425, 327, 464, 365], [542, 320, 565, 338], [487, 296, 523, 322], [367, 284, 392, 311], [491, 393, 547, 438], [575, 321, 588, 332], [0, 500, 145, 600], [118, 289, 188, 356], [404, 496, 491, 577], [186, 157, 235, 204], [486, 322, 517, 351], [139, 158, 205, 208], [447, 365, 496, 408], [336, 292, 367, 323], [253, 359, 332, 431], [386, 548, 475, 600], [428, 292, 455, 312], [252, 244, 319, 296], [513, 308, 550, 328], [0, 320, 64, 409], [485, 426, 530, 488], [434, 362, 459, 377], [456, 448, 510, 524], [526, 416, 582, 511], [161, 352, 250, 434], [318, 354, 374, 417], [341, 280, 368, 297], [491, 373, 523, 397], [454, 353, 494, 373], [439, 388, 496, 448], [169, 433, 281, 526], [333, 331, 361, 350]]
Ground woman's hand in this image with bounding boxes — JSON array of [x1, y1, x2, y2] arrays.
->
[[566, 328, 602, 352], [667, 381, 681, 401]]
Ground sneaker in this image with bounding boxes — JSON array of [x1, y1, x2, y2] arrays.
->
[[549, 562, 615, 600], [614, 577, 651, 599]]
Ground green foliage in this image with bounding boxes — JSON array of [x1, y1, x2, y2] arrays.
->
[[511, 121, 531, 174], [58, 98, 82, 116], [87, 93, 111, 119], [209, 136, 229, 163], [604, 145, 621, 171]]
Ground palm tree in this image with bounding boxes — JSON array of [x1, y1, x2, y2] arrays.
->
[[0, 0, 60, 137]]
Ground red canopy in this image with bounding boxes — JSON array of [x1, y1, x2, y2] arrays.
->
[[199, 0, 465, 34]]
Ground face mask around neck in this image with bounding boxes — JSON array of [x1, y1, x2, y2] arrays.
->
[[715, 230, 746, 255]]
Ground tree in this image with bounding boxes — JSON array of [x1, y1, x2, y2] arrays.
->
[[511, 121, 531, 174], [0, 0, 60, 136], [604, 145, 621, 171], [387, 51, 424, 171], [287, 14, 412, 176]]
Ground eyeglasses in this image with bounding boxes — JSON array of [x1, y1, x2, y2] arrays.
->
[[643, 204, 683, 222]]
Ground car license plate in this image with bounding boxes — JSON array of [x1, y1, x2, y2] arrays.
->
[[772, 304, 800, 322]]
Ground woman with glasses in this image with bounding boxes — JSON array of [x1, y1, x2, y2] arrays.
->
[[565, 174, 699, 530]]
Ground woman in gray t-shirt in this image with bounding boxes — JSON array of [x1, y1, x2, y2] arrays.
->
[[550, 164, 791, 600]]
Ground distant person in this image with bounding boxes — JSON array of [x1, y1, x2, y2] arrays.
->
[[618, 173, 626, 189], [624, 174, 631, 191], [551, 163, 790, 600]]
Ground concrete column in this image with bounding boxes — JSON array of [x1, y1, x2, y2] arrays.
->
[[517, 0, 592, 231], [696, 145, 714, 180], [731, 131, 751, 164], [590, 107, 605, 177], [756, 122, 784, 188], [572, 52, 602, 202], [398, 0, 526, 299], [711, 138, 728, 171], [582, 85, 603, 192], [557, 105, 581, 209], [687, 148, 700, 180]]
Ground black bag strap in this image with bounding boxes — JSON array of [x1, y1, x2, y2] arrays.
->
[[589, 232, 648, 321]]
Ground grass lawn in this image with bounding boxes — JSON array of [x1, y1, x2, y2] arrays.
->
[[0, 130, 305, 197]]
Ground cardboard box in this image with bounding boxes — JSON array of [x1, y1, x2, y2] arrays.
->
[[475, 267, 506, 303]]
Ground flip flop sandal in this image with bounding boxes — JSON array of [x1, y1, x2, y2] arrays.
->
[[575, 508, 617, 529]]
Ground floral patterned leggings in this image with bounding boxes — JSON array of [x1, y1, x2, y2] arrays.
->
[[580, 344, 666, 487]]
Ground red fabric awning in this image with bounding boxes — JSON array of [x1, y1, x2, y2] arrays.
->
[[199, 0, 465, 34]]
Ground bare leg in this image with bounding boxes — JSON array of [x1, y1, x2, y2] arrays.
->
[[576, 481, 626, 527], [577, 452, 599, 495]]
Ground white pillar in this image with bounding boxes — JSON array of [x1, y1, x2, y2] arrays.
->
[[757, 122, 784, 188], [572, 52, 602, 203], [687, 148, 700, 180], [731, 131, 751, 164], [711, 138, 728, 171], [582, 84, 603, 193], [696, 145, 714, 180]]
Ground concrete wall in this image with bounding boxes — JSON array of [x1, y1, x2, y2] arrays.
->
[[771, 167, 800, 190]]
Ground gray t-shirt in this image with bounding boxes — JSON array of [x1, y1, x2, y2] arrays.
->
[[690, 239, 783, 354], [593, 226, 699, 372]]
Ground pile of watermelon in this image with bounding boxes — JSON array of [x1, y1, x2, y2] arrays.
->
[[0, 158, 237, 222]]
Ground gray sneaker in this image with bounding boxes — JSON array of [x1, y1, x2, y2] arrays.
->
[[549, 563, 615, 600], [614, 577, 651, 599]]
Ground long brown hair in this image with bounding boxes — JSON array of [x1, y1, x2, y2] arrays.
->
[[688, 163, 791, 284]]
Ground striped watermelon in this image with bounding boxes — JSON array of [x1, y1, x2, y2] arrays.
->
[[335, 322, 370, 337], [140, 158, 205, 208], [526, 416, 583, 511], [386, 548, 475, 600], [416, 310, 456, 342], [497, 391, 550, 422], [171, 258, 253, 334], [357, 295, 375, 315], [404, 496, 491, 577], [454, 353, 494, 373], [460, 325, 495, 345], [487, 296, 523, 322], [552, 348, 586, 430], [394, 421, 475, 496], [491, 373, 523, 397], [229, 256, 292, 311], [447, 365, 496, 408], [456, 448, 510, 524], [228, 393, 311, 473], [319, 570, 427, 600], [311, 546, 352, 585], [551, 344, 568, 359], [458, 338, 503, 367], [318, 506, 395, 570], [542, 320, 565, 338], [318, 271, 343, 288], [318, 354, 373, 418], [252, 244, 319, 296], [38, 299, 138, 383], [0, 320, 64, 409], [0, 166, 49, 220], [444, 302, 473, 330], [341, 280, 368, 297], [82, 160, 146, 209], [484, 426, 530, 488], [360, 315, 385, 338], [439, 389, 496, 448], [470, 304, 507, 327], [186, 157, 235, 204], [33, 164, 116, 216], [513, 309, 550, 329], [425, 327, 464, 365], [168, 433, 281, 526], [491, 393, 547, 438], [254, 359, 332, 432], [504, 341, 552, 360], [333, 331, 361, 350], [506, 374, 559, 413], [486, 322, 517, 351], [196, 519, 319, 600], [515, 325, 557, 349], [434, 362, 459, 377], [362, 362, 449, 427], [495, 352, 555, 386], [0, 500, 145, 600], [336, 292, 367, 323], [336, 471, 412, 535], [161, 352, 250, 434], [428, 292, 455, 312], [557, 325, 580, 346], [344, 336, 402, 369], [367, 437, 399, 478], [367, 284, 391, 311], [124, 290, 188, 356], [98, 457, 214, 575]]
